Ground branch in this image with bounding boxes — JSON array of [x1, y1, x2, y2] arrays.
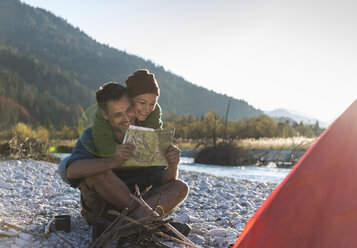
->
[[0, 220, 45, 238], [134, 186, 197, 248]]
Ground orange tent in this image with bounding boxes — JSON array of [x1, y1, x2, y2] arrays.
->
[[234, 99, 357, 248]]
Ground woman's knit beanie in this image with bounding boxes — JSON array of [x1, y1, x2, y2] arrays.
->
[[125, 69, 160, 98]]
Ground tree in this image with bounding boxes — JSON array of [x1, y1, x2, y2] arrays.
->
[[204, 110, 224, 147], [277, 121, 297, 137], [246, 115, 278, 139]]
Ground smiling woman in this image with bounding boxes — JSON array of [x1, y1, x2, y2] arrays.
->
[[125, 69, 161, 126], [132, 93, 158, 121], [91, 69, 164, 158]]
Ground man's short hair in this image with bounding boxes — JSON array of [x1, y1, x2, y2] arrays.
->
[[96, 82, 127, 111]]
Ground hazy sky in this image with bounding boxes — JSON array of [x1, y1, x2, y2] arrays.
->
[[21, 0, 357, 122]]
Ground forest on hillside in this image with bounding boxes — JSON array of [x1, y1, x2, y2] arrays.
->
[[0, 0, 262, 131], [0, 0, 324, 155], [0, 48, 92, 129]]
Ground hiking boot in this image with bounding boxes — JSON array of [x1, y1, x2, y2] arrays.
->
[[91, 218, 112, 241]]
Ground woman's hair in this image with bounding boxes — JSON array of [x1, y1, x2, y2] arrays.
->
[[125, 69, 160, 98]]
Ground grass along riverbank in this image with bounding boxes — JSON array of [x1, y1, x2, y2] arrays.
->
[[0, 137, 316, 167], [175, 137, 316, 151]]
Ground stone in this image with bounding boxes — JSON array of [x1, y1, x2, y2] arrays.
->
[[176, 213, 190, 222], [10, 244, 22, 248], [188, 234, 205, 245], [189, 216, 200, 223], [218, 218, 229, 227], [209, 228, 227, 237], [0, 159, 277, 248], [0, 181, 13, 190], [18, 233, 33, 241], [15, 237, 29, 246], [213, 236, 226, 246]]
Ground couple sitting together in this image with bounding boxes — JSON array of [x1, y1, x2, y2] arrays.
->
[[58, 69, 190, 240]]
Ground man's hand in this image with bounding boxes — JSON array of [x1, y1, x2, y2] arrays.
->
[[114, 144, 135, 167], [166, 145, 181, 168]]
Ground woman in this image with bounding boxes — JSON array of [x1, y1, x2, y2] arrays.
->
[[92, 69, 163, 157]]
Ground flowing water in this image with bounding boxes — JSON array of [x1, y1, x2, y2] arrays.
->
[[180, 157, 290, 184], [54, 153, 291, 185]]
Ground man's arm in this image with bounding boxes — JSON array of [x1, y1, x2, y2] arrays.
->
[[161, 145, 181, 183], [67, 157, 117, 179], [67, 144, 136, 179]]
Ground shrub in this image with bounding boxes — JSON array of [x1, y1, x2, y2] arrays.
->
[[194, 142, 253, 166], [11, 122, 49, 142], [36, 126, 49, 142], [11, 122, 36, 141]]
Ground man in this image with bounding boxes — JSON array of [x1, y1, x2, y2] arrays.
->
[[58, 82, 189, 240]]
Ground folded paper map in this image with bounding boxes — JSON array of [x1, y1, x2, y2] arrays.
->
[[122, 125, 175, 167]]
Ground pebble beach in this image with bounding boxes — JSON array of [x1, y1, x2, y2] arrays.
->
[[0, 159, 276, 248]]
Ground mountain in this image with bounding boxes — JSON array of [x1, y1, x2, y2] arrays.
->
[[0, 0, 262, 129], [264, 108, 329, 128]]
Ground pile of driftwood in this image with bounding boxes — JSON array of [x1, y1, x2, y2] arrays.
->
[[194, 142, 259, 166], [90, 186, 196, 248], [194, 140, 311, 168]]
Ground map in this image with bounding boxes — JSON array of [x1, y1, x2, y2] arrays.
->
[[122, 125, 175, 167]]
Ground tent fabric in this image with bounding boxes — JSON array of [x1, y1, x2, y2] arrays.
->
[[234, 99, 357, 248]]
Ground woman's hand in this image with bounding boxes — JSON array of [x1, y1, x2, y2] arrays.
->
[[166, 145, 181, 168]]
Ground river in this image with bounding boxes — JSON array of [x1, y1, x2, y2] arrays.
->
[[54, 153, 291, 185], [180, 157, 290, 184]]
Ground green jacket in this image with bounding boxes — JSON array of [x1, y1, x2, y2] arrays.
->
[[91, 103, 163, 157]]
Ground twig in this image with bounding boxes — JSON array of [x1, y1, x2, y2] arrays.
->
[[134, 186, 197, 248], [139, 185, 152, 197], [154, 191, 163, 214], [108, 210, 170, 229], [0, 220, 46, 238], [109, 210, 152, 228], [50, 226, 76, 248], [0, 230, 17, 237], [91, 185, 197, 248], [90, 189, 145, 248], [152, 239, 172, 248], [156, 231, 196, 247], [134, 198, 196, 247], [98, 215, 160, 245], [44, 219, 54, 236]]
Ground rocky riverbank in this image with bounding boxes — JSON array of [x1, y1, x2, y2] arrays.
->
[[0, 159, 276, 248]]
